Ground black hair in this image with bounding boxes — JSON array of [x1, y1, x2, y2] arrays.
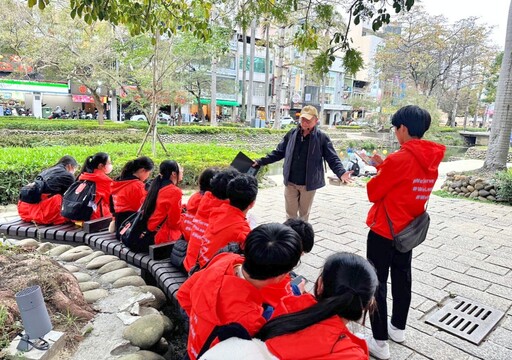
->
[[80, 152, 109, 175], [256, 252, 378, 341], [283, 218, 314, 253], [119, 156, 154, 180], [141, 160, 180, 220], [210, 168, 240, 200], [242, 223, 302, 281], [391, 105, 431, 138], [226, 174, 258, 211], [53, 155, 78, 169], [198, 167, 218, 193]]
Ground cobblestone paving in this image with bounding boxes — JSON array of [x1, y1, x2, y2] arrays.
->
[[251, 182, 512, 360]]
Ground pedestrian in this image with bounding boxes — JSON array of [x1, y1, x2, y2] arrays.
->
[[253, 105, 352, 221], [363, 105, 445, 359]]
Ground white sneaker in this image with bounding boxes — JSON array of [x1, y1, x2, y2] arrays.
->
[[356, 333, 390, 360], [388, 320, 405, 343]]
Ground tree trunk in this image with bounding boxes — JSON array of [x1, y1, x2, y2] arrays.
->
[[247, 19, 256, 123], [264, 22, 270, 123], [241, 24, 247, 121], [319, 76, 326, 125], [211, 55, 218, 126], [273, 26, 285, 129], [451, 51, 466, 127], [92, 94, 104, 125], [483, 0, 512, 171]]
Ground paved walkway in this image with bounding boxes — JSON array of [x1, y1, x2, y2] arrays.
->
[[250, 178, 512, 360]]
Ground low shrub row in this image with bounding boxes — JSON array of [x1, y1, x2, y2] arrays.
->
[[0, 132, 144, 148], [0, 143, 265, 205]]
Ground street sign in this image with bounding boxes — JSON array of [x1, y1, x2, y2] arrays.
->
[[269, 104, 276, 111], [292, 93, 301, 103]]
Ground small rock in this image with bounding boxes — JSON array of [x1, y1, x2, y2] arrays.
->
[[83, 288, 109, 303], [447, 171, 456, 177], [75, 250, 104, 264], [465, 193, 471, 197], [137, 286, 166, 310], [455, 188, 461, 193], [484, 184, 493, 191], [478, 190, 490, 197], [475, 183, 485, 190], [478, 196, 488, 201], [149, 337, 168, 355], [63, 264, 80, 273], [97, 260, 128, 274], [117, 351, 165, 360], [487, 195, 496, 201], [100, 267, 138, 284], [48, 244, 73, 256], [119, 292, 156, 312], [467, 185, 475, 192], [117, 312, 141, 326], [470, 190, 479, 198], [461, 187, 469, 193], [86, 255, 120, 269], [451, 181, 462, 189], [59, 247, 93, 262], [18, 239, 39, 247], [490, 189, 497, 196], [109, 340, 140, 356], [161, 315, 174, 334], [79, 281, 101, 292], [469, 179, 476, 186], [113, 276, 146, 288], [73, 272, 92, 282], [123, 314, 164, 349], [139, 307, 160, 317], [462, 181, 468, 187], [36, 242, 54, 253]]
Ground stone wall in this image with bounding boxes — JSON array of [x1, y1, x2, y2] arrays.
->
[[465, 147, 512, 161], [441, 172, 498, 201]]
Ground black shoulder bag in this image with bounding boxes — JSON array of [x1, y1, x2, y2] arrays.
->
[[384, 203, 430, 253]]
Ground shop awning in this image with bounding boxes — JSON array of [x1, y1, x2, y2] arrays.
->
[[195, 98, 240, 107]]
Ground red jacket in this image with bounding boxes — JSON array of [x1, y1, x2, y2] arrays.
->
[[177, 253, 267, 360], [266, 294, 368, 360], [260, 273, 293, 309], [111, 178, 146, 213], [18, 194, 68, 225], [147, 183, 183, 244], [197, 203, 250, 268], [366, 139, 445, 240], [78, 170, 113, 219], [184, 191, 228, 271], [181, 191, 203, 242]]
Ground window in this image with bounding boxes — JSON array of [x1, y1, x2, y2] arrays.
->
[[239, 57, 273, 73]]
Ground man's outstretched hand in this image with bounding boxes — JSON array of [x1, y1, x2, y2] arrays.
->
[[252, 161, 260, 168], [340, 170, 353, 184]]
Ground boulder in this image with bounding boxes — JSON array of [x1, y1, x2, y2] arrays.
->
[[487, 195, 496, 201], [478, 196, 488, 201], [59, 247, 93, 262], [478, 190, 490, 197], [469, 179, 476, 186], [475, 182, 485, 190], [123, 314, 164, 349], [467, 185, 475, 192], [465, 193, 471, 197], [63, 264, 80, 273], [75, 251, 104, 264], [461, 187, 469, 193], [451, 181, 462, 189], [490, 189, 497, 196], [113, 276, 146, 288], [100, 267, 138, 284], [79, 281, 101, 292], [18, 239, 39, 248], [83, 288, 109, 304], [48, 244, 73, 256], [470, 190, 479, 198], [36, 242, 54, 253], [97, 260, 128, 274], [161, 315, 174, 334], [484, 184, 494, 191], [73, 272, 92, 282], [137, 286, 166, 310], [117, 351, 165, 360], [86, 255, 120, 270]]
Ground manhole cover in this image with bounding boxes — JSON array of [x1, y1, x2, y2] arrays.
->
[[426, 296, 504, 345]]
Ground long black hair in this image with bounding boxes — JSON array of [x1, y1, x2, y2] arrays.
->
[[256, 252, 378, 340], [141, 160, 180, 220], [198, 167, 218, 193], [118, 156, 154, 180], [80, 152, 109, 175], [52, 155, 78, 169]]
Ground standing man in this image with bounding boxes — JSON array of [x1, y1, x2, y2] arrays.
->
[[363, 105, 445, 360], [254, 105, 352, 221]]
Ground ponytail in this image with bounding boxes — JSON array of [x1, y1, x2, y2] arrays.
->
[[119, 156, 154, 180], [80, 152, 109, 175], [140, 160, 179, 220]]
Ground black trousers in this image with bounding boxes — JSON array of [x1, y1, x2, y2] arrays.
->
[[367, 230, 412, 340]]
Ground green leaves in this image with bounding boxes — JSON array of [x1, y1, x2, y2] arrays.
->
[[343, 48, 364, 75]]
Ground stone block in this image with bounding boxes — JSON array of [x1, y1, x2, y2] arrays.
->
[[431, 267, 490, 291], [6, 331, 65, 360]]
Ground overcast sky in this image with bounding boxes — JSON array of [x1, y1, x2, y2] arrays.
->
[[420, 0, 510, 47]]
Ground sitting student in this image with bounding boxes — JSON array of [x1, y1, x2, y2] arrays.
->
[[181, 167, 218, 242], [200, 252, 377, 360], [76, 152, 114, 220], [197, 174, 258, 269], [184, 168, 239, 272], [111, 156, 154, 240], [142, 160, 183, 245], [18, 156, 78, 225], [260, 219, 315, 309], [177, 223, 303, 360]]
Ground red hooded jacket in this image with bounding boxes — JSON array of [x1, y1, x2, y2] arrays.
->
[[177, 253, 267, 360], [181, 191, 203, 242], [147, 183, 183, 244], [265, 294, 369, 360], [259, 274, 293, 309], [184, 191, 228, 271], [111, 178, 146, 213], [18, 194, 68, 225], [197, 203, 250, 268], [78, 170, 113, 219], [366, 139, 445, 240]]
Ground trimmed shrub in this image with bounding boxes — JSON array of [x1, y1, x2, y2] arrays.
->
[[496, 169, 512, 204]]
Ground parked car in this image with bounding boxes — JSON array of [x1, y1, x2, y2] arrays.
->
[[269, 116, 296, 128], [130, 114, 147, 121]]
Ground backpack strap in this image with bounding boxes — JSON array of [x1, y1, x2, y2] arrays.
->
[[197, 322, 251, 359]]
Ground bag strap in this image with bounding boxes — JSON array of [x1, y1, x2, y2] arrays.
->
[[197, 322, 251, 359], [383, 199, 430, 240]]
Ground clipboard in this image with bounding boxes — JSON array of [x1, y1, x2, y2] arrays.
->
[[230, 151, 259, 176]]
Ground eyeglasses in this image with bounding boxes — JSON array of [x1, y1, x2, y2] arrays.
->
[[390, 125, 397, 131]]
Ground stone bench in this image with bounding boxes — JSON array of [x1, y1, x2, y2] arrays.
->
[[0, 217, 187, 307]]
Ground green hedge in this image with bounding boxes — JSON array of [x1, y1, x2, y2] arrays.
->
[[496, 169, 512, 204], [0, 132, 144, 148], [0, 143, 266, 205]]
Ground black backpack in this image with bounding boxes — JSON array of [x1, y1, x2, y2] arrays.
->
[[119, 211, 154, 252], [61, 180, 97, 221], [349, 160, 360, 176], [19, 178, 45, 204]]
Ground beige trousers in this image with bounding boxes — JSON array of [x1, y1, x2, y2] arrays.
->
[[284, 183, 317, 221]]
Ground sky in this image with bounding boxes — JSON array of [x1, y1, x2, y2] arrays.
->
[[420, 0, 510, 48]]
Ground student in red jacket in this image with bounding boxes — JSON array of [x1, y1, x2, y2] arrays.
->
[[18, 156, 78, 225], [177, 223, 303, 360], [78, 152, 113, 220], [111, 156, 154, 240], [197, 174, 258, 268], [364, 105, 445, 360], [181, 167, 218, 242], [142, 160, 183, 245], [255, 252, 378, 360], [184, 168, 239, 272]]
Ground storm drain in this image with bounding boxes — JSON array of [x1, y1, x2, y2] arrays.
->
[[426, 296, 504, 345]]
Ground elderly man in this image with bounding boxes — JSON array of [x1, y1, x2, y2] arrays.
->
[[254, 106, 352, 221]]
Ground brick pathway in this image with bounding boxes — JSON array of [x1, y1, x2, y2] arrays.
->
[[251, 181, 512, 360]]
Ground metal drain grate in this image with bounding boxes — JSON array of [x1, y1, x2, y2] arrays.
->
[[426, 296, 504, 345]]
